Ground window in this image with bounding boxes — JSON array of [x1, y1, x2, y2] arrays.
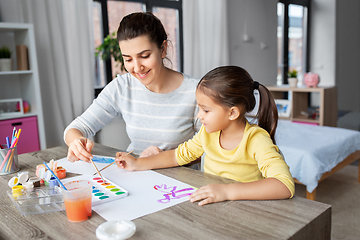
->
[[93, 0, 183, 96], [277, 0, 310, 85]]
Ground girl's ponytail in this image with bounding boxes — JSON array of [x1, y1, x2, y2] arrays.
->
[[255, 84, 278, 144]]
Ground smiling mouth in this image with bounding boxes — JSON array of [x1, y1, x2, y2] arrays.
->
[[136, 70, 150, 79]]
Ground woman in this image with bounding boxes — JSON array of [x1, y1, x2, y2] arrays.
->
[[64, 12, 200, 163]]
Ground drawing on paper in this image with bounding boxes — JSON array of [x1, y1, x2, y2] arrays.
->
[[154, 184, 196, 203], [91, 155, 115, 164]]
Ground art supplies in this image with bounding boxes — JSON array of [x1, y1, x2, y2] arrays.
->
[[7, 185, 65, 215], [63, 175, 129, 206], [0, 127, 22, 174], [0, 145, 19, 175], [62, 180, 93, 222], [89, 158, 105, 182], [76, 139, 106, 182], [94, 151, 133, 176], [96, 220, 136, 240], [43, 162, 67, 190]]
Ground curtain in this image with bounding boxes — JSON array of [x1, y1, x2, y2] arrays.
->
[[183, 0, 229, 79], [3, 0, 95, 148]]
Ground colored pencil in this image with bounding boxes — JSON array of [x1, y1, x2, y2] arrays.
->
[[94, 150, 134, 176], [11, 127, 16, 145], [0, 138, 18, 172], [6, 137, 10, 148]]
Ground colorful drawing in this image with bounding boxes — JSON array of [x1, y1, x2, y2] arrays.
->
[[154, 184, 196, 203]]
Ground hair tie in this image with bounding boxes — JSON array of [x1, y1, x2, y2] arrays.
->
[[253, 81, 259, 90]]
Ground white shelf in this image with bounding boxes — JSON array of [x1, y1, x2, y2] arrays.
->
[[0, 70, 33, 75], [0, 23, 46, 150]]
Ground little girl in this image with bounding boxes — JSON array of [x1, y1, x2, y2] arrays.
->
[[116, 66, 295, 206]]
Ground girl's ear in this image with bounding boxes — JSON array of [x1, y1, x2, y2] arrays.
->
[[229, 106, 240, 120], [161, 40, 167, 59]]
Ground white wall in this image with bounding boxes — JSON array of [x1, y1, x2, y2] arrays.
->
[[309, 0, 336, 87], [227, 0, 278, 86]]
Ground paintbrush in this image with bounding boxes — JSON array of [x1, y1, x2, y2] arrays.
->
[[94, 150, 133, 176], [77, 139, 105, 182]]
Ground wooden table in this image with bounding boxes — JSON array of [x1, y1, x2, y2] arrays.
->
[[0, 144, 331, 239]]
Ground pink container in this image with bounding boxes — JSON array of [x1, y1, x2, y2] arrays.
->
[[0, 116, 40, 154]]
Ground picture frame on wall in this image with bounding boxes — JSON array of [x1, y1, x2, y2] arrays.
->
[[275, 99, 291, 117]]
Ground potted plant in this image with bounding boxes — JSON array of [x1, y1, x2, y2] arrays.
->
[[288, 69, 298, 87], [95, 32, 126, 75], [0, 46, 12, 71]]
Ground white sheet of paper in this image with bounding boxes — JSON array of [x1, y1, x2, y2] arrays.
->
[[55, 157, 197, 221]]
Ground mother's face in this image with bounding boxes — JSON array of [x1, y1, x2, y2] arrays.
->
[[119, 35, 166, 87]]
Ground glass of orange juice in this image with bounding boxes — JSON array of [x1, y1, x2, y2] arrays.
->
[[62, 180, 92, 222]]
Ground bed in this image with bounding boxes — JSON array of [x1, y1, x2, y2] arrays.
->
[[275, 120, 360, 200]]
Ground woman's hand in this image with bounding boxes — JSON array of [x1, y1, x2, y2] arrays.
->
[[115, 152, 138, 171], [67, 138, 94, 163], [139, 145, 163, 158], [189, 184, 229, 206]]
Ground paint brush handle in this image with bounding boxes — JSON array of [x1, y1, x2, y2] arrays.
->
[[94, 161, 115, 176], [94, 151, 134, 176], [43, 162, 67, 190], [89, 158, 105, 182]]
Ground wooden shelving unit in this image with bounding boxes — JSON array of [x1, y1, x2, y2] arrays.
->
[[267, 85, 337, 127]]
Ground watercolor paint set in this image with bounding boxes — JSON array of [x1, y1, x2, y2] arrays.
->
[[63, 175, 129, 206], [7, 175, 129, 215]]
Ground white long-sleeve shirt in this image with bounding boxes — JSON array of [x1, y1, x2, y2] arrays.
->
[[64, 73, 200, 155]]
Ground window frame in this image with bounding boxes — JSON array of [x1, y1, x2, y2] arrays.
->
[[278, 0, 310, 84], [93, 0, 183, 96]]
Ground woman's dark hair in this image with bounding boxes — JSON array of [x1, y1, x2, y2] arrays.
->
[[197, 66, 279, 143], [117, 12, 167, 50]]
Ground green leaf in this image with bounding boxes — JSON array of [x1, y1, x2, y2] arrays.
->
[[95, 32, 125, 72]]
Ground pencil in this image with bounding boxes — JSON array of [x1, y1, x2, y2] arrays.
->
[[94, 150, 134, 176]]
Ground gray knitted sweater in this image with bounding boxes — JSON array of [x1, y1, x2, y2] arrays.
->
[[64, 73, 200, 155]]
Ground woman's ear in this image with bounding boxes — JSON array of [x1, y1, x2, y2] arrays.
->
[[161, 40, 167, 58], [229, 106, 240, 120]]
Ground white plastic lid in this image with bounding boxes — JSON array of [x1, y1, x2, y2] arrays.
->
[[23, 182, 34, 191], [96, 220, 136, 240], [8, 176, 19, 188], [18, 172, 29, 185]]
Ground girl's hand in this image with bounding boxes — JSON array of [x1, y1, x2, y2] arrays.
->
[[67, 138, 94, 163], [139, 145, 163, 158], [115, 152, 138, 171], [189, 184, 229, 206]]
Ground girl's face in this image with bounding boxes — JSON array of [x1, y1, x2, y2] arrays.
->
[[119, 35, 166, 87], [196, 89, 231, 133]]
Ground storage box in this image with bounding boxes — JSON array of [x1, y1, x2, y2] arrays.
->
[[0, 116, 40, 154]]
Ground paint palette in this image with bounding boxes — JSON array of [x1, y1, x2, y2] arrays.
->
[[7, 186, 65, 215], [64, 175, 129, 206]]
